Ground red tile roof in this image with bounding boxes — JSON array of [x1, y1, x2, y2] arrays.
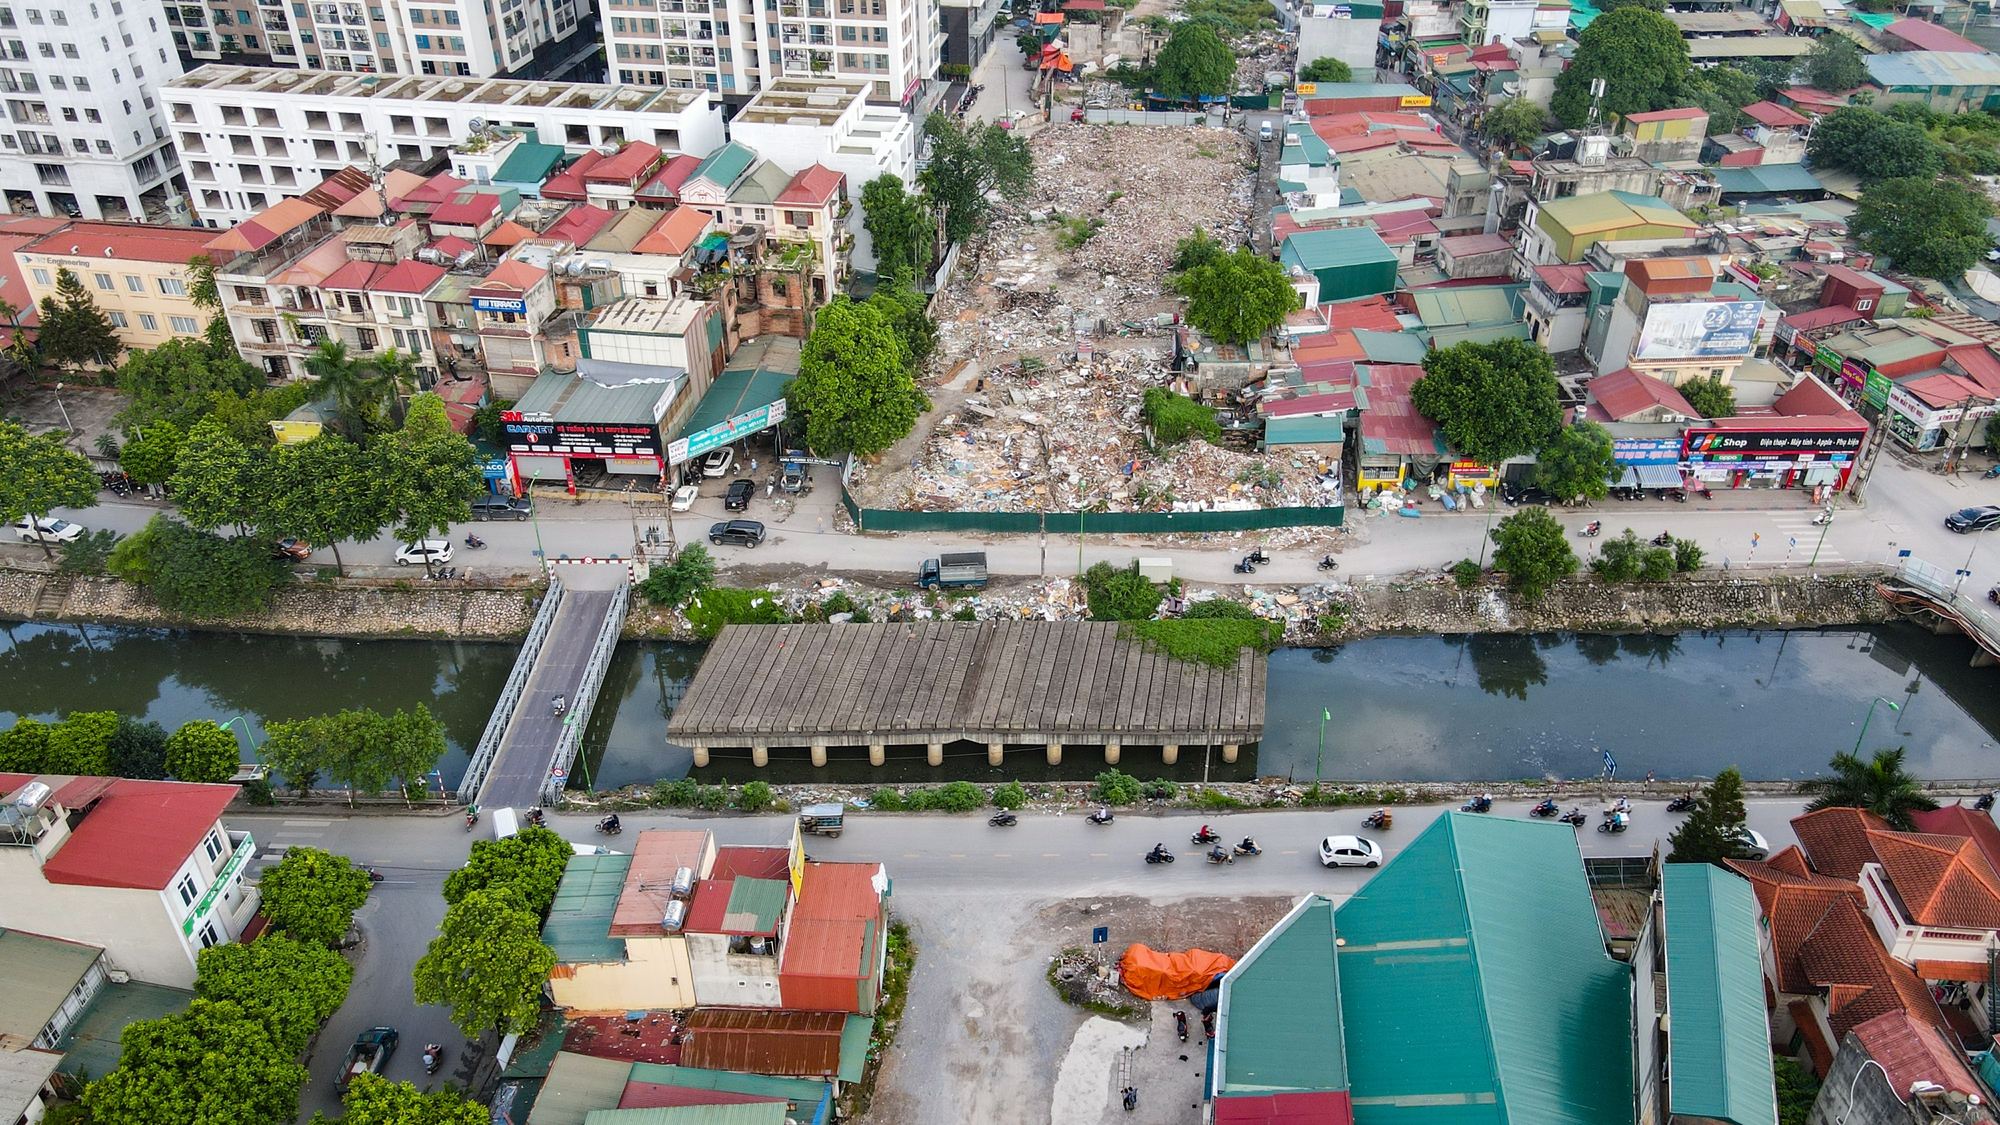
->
[[1740, 100, 1811, 128], [40, 779, 239, 890], [25, 221, 221, 265], [427, 235, 477, 259], [318, 260, 389, 292], [776, 164, 844, 208], [1909, 803, 2000, 879], [541, 152, 605, 202], [1793, 807, 1895, 879], [1862, 829, 2000, 929], [374, 259, 447, 296], [204, 197, 326, 253], [483, 220, 536, 248], [1783, 305, 1865, 333], [431, 191, 503, 226], [638, 153, 703, 202], [1851, 1010, 1985, 1099], [1727, 857, 1869, 994], [1795, 894, 1949, 1041], [1884, 17, 1984, 53], [393, 172, 471, 210], [632, 206, 713, 257], [473, 259, 548, 295], [1588, 367, 1698, 422], [543, 204, 618, 249], [583, 142, 664, 186]]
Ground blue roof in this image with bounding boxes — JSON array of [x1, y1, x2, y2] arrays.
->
[[1865, 49, 2000, 89], [1711, 164, 1824, 196], [1663, 865, 1779, 1125]]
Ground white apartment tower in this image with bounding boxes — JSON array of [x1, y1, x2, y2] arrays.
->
[[168, 0, 581, 80], [604, 0, 941, 107], [0, 0, 188, 220]]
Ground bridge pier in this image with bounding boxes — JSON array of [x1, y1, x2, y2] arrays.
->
[[1222, 744, 1239, 764], [1104, 742, 1120, 765], [869, 743, 885, 767], [1162, 744, 1179, 765], [692, 743, 709, 768], [1046, 742, 1062, 766], [927, 742, 944, 767], [988, 743, 1004, 766], [811, 741, 828, 768], [752, 743, 768, 768]]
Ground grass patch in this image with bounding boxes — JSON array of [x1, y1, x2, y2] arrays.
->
[[1056, 216, 1106, 249], [1125, 618, 1279, 668], [684, 587, 791, 638], [1194, 788, 1246, 810]]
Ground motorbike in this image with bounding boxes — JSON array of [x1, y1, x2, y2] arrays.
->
[[1652, 531, 1674, 547], [989, 811, 1018, 827], [1362, 808, 1393, 830], [596, 816, 622, 835], [1605, 797, 1632, 818], [463, 534, 486, 548], [1233, 838, 1262, 857], [1987, 584, 1998, 606], [1088, 807, 1115, 825], [1599, 811, 1631, 834], [1461, 794, 1492, 814], [1246, 549, 1272, 566], [1144, 846, 1175, 864], [552, 695, 568, 717], [1975, 792, 1995, 812], [362, 866, 385, 882], [1666, 794, 1697, 813], [1174, 1011, 1189, 1042], [1982, 464, 2000, 479], [423, 1044, 444, 1075], [525, 807, 545, 828], [464, 806, 479, 831], [1810, 508, 1835, 526], [1206, 845, 1234, 865], [1317, 555, 1340, 572], [1559, 807, 1588, 827], [1233, 558, 1257, 575], [1529, 798, 1559, 818], [1578, 522, 1601, 538], [1191, 826, 1220, 845]]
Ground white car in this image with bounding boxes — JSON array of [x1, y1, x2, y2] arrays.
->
[[1733, 827, 1770, 861], [1319, 835, 1384, 868], [13, 516, 84, 543], [701, 448, 734, 478], [394, 540, 453, 567], [671, 484, 699, 512]]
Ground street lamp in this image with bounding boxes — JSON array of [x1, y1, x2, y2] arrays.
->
[[1315, 707, 1329, 790], [528, 468, 548, 575], [1854, 696, 1901, 755]]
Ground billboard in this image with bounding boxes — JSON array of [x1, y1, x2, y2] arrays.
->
[[1612, 437, 1682, 465], [1633, 300, 1764, 361], [1684, 428, 1865, 456], [503, 417, 663, 459], [667, 399, 788, 466]]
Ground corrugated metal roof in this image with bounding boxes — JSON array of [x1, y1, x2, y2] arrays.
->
[[513, 371, 681, 428], [1866, 49, 2000, 87], [0, 1048, 62, 1121], [625, 1063, 830, 1106], [836, 1017, 872, 1083], [583, 1105, 788, 1125], [674, 365, 795, 440], [1712, 164, 1824, 196], [0, 929, 101, 1039], [1265, 415, 1348, 446], [53, 980, 192, 1081], [529, 1052, 633, 1125], [1214, 895, 1346, 1098], [1663, 865, 1779, 1125], [611, 831, 711, 937], [1282, 227, 1399, 271], [1334, 813, 1634, 1125], [724, 878, 789, 934], [781, 863, 885, 981], [680, 1010, 848, 1078], [544, 854, 633, 964]]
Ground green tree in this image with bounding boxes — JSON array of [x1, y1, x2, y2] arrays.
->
[[0, 420, 99, 560], [1808, 107, 1945, 181], [45, 711, 116, 775], [1081, 560, 1163, 621], [442, 825, 573, 917], [1743, 58, 1798, 100], [918, 116, 1033, 243], [165, 719, 241, 784], [305, 341, 396, 440], [1296, 56, 1351, 84], [37, 267, 122, 372], [1805, 33, 1868, 93], [787, 299, 931, 455], [412, 886, 558, 1037], [866, 276, 939, 370], [81, 999, 308, 1125], [1489, 507, 1578, 600], [0, 718, 48, 772], [1595, 0, 1664, 11], [106, 716, 169, 779], [1172, 226, 1226, 273], [636, 543, 716, 607], [1532, 422, 1621, 503], [1678, 376, 1736, 418], [384, 705, 449, 795], [860, 173, 932, 281], [186, 254, 237, 355], [1798, 748, 1938, 829], [170, 417, 263, 534], [1592, 529, 1649, 583], [263, 436, 387, 575], [255, 845, 373, 946], [1775, 1056, 1821, 1125], [1155, 22, 1235, 99], [1482, 97, 1549, 150], [1684, 65, 1761, 133], [326, 1074, 487, 1125], [119, 518, 288, 618], [1667, 766, 1752, 865], [1807, 107, 1879, 171], [376, 394, 479, 573], [116, 337, 261, 432], [1142, 387, 1221, 445], [1175, 247, 1300, 344], [194, 933, 353, 1056], [59, 527, 119, 575], [119, 420, 186, 486], [1853, 177, 1994, 281], [1551, 8, 1689, 128], [1410, 337, 1563, 465]]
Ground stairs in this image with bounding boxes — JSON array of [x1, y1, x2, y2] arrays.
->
[[32, 575, 73, 619]]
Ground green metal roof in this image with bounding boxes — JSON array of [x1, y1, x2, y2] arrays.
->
[[1266, 415, 1348, 446], [544, 854, 633, 964], [1214, 895, 1346, 1096], [625, 1063, 831, 1105], [584, 1106, 788, 1125], [1282, 227, 1399, 271], [54, 981, 193, 1081], [1283, 124, 1333, 168], [530, 1052, 634, 1125], [727, 161, 796, 207], [675, 365, 796, 440], [1409, 285, 1525, 331], [0, 930, 103, 1040], [1334, 813, 1634, 1125], [1711, 163, 1824, 196], [837, 1017, 874, 1084], [725, 877, 790, 934], [497, 140, 569, 185], [1353, 329, 1426, 364], [1663, 864, 1779, 1125], [689, 142, 756, 193]]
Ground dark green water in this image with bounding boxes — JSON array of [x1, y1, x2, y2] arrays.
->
[[1, 622, 1994, 788]]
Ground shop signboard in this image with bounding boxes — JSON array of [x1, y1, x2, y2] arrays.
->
[[503, 413, 663, 459], [1837, 357, 1867, 392], [1863, 369, 1892, 411], [1685, 429, 1865, 456], [472, 296, 528, 314], [666, 399, 788, 465], [1633, 300, 1765, 360], [1400, 94, 1433, 107], [481, 457, 509, 480], [1612, 437, 1683, 465], [1796, 335, 1818, 361]]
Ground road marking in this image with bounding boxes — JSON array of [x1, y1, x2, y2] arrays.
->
[[993, 853, 1012, 858], [948, 853, 966, 858], [1090, 852, 1108, 857], [274, 831, 325, 838], [281, 819, 334, 826], [1281, 850, 1300, 855], [1043, 853, 1060, 857], [903, 853, 920, 857]]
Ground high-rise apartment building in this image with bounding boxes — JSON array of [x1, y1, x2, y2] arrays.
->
[[0, 0, 189, 221], [169, 0, 582, 80], [603, 0, 940, 108]]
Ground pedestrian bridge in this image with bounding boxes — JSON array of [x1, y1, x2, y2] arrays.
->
[[459, 564, 628, 811], [1878, 559, 2000, 667]]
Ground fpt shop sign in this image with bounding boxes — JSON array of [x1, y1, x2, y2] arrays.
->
[[1685, 429, 1865, 456], [473, 296, 528, 314]]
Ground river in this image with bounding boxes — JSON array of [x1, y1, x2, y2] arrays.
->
[[3, 620, 1987, 790]]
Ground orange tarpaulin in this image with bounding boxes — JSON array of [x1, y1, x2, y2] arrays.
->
[[1117, 945, 1235, 1001]]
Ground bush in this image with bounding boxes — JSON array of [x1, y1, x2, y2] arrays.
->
[[694, 784, 729, 810], [991, 781, 1027, 809], [1141, 387, 1221, 445], [1142, 779, 1179, 800], [1095, 769, 1143, 804], [653, 777, 698, 806], [60, 528, 120, 575], [109, 515, 288, 619], [1181, 598, 1255, 620], [737, 780, 773, 811], [1638, 546, 1676, 583], [1451, 558, 1482, 588], [242, 775, 274, 805], [1195, 788, 1246, 810], [636, 545, 716, 608], [952, 605, 977, 621], [870, 786, 907, 811], [1128, 618, 1277, 668], [1081, 561, 1162, 621], [1591, 529, 1646, 583], [1674, 537, 1704, 572], [684, 587, 790, 638], [930, 781, 985, 812]]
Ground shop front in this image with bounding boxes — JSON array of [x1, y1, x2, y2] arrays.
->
[[500, 376, 672, 494], [1682, 426, 1864, 490], [1885, 380, 1997, 453], [1611, 435, 1688, 494]]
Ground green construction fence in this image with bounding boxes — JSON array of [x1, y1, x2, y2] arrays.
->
[[840, 487, 1343, 535]]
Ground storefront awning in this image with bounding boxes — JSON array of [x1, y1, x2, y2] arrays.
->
[[1635, 464, 1684, 489]]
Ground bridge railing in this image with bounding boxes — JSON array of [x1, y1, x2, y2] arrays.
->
[[1894, 557, 2000, 652], [543, 578, 628, 805], [456, 575, 566, 803]]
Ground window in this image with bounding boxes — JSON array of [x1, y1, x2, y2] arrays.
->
[[58, 104, 71, 120], [85, 108, 97, 122], [107, 310, 127, 327], [124, 275, 142, 291], [59, 40, 74, 56], [203, 830, 225, 861], [170, 315, 199, 333], [414, 32, 426, 45], [198, 924, 221, 949], [158, 276, 186, 296], [138, 313, 157, 331], [72, 75, 85, 90], [176, 874, 198, 906], [29, 266, 47, 284], [92, 271, 111, 289]]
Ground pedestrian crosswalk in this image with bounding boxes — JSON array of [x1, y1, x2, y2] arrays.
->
[[1750, 513, 1845, 565]]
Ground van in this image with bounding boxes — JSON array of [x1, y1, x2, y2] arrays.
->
[[1258, 120, 1275, 142]]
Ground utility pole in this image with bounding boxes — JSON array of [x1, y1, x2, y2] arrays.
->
[[1846, 404, 1893, 506], [1933, 393, 1993, 476]]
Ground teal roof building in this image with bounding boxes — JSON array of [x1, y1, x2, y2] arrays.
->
[[1661, 864, 1778, 1125]]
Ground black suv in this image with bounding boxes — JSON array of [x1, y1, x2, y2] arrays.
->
[[710, 520, 766, 547], [725, 479, 755, 511], [470, 494, 533, 521]]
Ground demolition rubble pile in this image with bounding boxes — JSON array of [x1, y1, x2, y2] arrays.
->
[[1029, 124, 1257, 278]]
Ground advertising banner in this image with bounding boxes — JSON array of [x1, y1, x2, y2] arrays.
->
[[1684, 429, 1865, 456], [666, 399, 788, 466], [472, 296, 528, 314], [1612, 437, 1683, 465], [503, 414, 663, 459], [1863, 369, 1892, 411], [1633, 300, 1765, 360]]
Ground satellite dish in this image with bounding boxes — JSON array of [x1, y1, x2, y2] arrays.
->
[[469, 117, 487, 131]]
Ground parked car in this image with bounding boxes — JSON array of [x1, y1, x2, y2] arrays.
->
[[271, 538, 313, 561], [1732, 827, 1770, 861], [1501, 483, 1556, 506], [671, 484, 699, 512], [12, 516, 84, 544], [337, 1027, 398, 1093], [709, 520, 766, 548], [1945, 505, 2000, 533], [470, 494, 533, 521], [701, 448, 734, 478], [1318, 835, 1383, 868], [724, 479, 755, 512], [780, 464, 810, 494], [395, 540, 453, 567]]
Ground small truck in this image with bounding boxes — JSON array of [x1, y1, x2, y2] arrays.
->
[[337, 1026, 399, 1092], [918, 551, 988, 590]]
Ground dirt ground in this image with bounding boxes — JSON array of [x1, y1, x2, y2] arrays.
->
[[3, 383, 124, 460]]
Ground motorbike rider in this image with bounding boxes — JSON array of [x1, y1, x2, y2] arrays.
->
[[1147, 842, 1171, 861], [1584, 520, 1601, 535], [1209, 843, 1230, 863], [1238, 836, 1258, 853], [600, 813, 621, 833], [1196, 823, 1216, 841]]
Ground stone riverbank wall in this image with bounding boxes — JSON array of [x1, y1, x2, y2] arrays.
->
[[0, 565, 1897, 642]]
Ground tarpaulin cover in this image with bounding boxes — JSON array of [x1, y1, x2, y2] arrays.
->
[[1118, 945, 1236, 1000]]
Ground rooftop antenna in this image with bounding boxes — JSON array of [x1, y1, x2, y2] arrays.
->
[[1577, 77, 1610, 167], [1585, 76, 1607, 132]]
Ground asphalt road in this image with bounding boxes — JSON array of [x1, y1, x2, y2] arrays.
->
[[229, 794, 1824, 1123]]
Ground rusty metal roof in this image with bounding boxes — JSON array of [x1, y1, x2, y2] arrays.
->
[[680, 1010, 847, 1079]]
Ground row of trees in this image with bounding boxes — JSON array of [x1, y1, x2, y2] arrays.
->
[[1668, 747, 1936, 869], [414, 826, 571, 1037], [0, 713, 242, 783], [259, 704, 452, 801], [1549, 11, 1846, 132], [786, 283, 936, 456], [863, 114, 1032, 278]]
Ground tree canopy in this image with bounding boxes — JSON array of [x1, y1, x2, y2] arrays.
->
[[376, 393, 480, 567], [861, 173, 931, 282], [1798, 748, 1939, 830], [1808, 107, 1946, 181], [106, 717, 169, 779], [1678, 376, 1736, 419], [165, 719, 241, 783], [82, 999, 308, 1125], [1533, 422, 1622, 503], [1175, 247, 1300, 344], [264, 436, 388, 575], [37, 267, 122, 372], [1155, 22, 1236, 99], [412, 886, 558, 1036], [107, 515, 290, 618], [1852, 176, 1994, 280], [1489, 508, 1578, 600], [918, 116, 1033, 243], [1666, 766, 1753, 865], [787, 298, 931, 455], [255, 845, 373, 946], [1483, 98, 1548, 150], [1551, 8, 1690, 128], [1410, 337, 1563, 465], [1805, 33, 1868, 94], [194, 933, 353, 1056], [260, 705, 450, 800], [442, 825, 574, 917], [320, 1074, 487, 1125], [0, 420, 97, 559], [1296, 56, 1351, 84], [116, 338, 262, 432]]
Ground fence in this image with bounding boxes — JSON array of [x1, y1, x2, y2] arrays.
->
[[454, 575, 564, 803], [1082, 107, 1227, 127], [841, 486, 1344, 534]]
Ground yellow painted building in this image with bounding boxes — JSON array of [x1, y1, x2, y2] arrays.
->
[[1525, 192, 1702, 266], [543, 830, 715, 1014], [14, 221, 221, 356]]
